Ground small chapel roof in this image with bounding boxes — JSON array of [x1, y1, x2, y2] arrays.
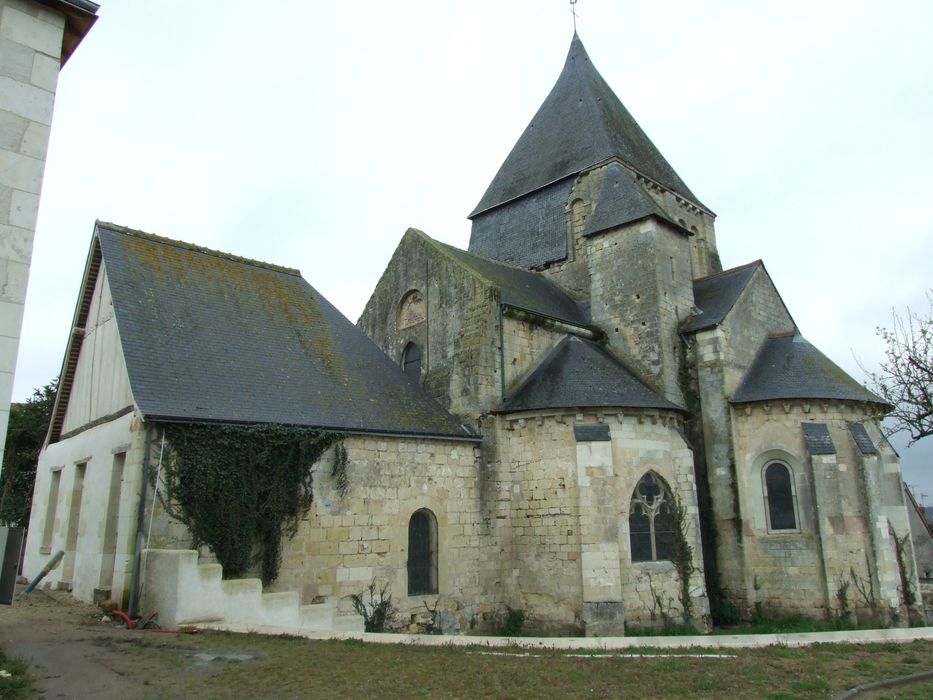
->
[[682, 261, 762, 333], [581, 162, 686, 238], [731, 332, 888, 406], [470, 33, 703, 219], [499, 335, 683, 414], [69, 223, 475, 440], [425, 233, 589, 327]]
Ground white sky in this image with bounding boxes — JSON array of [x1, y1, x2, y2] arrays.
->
[[14, 1, 933, 496]]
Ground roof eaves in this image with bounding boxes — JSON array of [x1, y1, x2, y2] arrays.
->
[[47, 233, 103, 444], [584, 211, 691, 240], [144, 414, 483, 443]]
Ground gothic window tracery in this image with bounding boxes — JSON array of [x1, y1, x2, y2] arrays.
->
[[629, 471, 675, 562]]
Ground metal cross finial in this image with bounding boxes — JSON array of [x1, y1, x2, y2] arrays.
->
[[570, 0, 579, 32]]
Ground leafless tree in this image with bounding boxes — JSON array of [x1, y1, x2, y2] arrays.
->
[[864, 293, 933, 445]]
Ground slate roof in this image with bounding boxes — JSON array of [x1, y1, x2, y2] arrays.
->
[[499, 335, 683, 414], [581, 163, 684, 238], [416, 230, 589, 327], [732, 333, 888, 406], [848, 422, 878, 455], [682, 261, 761, 333], [89, 223, 475, 440], [801, 422, 836, 455], [469, 33, 703, 218]]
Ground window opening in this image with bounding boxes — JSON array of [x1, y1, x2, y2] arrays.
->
[[402, 342, 422, 382], [62, 463, 86, 582], [629, 471, 675, 562], [408, 508, 438, 595], [41, 469, 62, 551], [764, 461, 798, 531], [100, 453, 125, 589]]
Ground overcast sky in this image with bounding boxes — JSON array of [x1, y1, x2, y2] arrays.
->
[[14, 1, 933, 496]]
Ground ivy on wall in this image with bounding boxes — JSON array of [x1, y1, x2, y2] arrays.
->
[[157, 423, 342, 584]]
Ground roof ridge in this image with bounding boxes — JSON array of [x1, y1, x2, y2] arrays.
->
[[95, 221, 302, 277], [694, 259, 762, 283]]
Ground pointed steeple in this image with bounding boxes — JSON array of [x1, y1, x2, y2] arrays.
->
[[470, 33, 702, 218]]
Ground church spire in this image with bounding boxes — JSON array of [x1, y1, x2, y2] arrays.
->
[[469, 33, 703, 218]]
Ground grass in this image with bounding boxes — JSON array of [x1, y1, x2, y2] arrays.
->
[[7, 618, 933, 698], [96, 632, 933, 699], [0, 649, 32, 700]]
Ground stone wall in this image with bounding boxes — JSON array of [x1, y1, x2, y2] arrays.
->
[[690, 266, 795, 612], [271, 435, 488, 633], [731, 402, 919, 623], [500, 313, 566, 394], [484, 409, 709, 635], [586, 218, 695, 406], [358, 229, 501, 419], [0, 0, 67, 466]]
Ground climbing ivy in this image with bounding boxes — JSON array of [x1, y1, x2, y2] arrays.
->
[[668, 494, 697, 623], [156, 422, 342, 584]]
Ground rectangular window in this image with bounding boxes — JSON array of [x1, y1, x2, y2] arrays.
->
[[40, 469, 62, 552], [99, 453, 125, 589], [61, 463, 86, 583]]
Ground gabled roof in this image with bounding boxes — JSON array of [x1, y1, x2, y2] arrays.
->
[[682, 261, 761, 333], [53, 223, 475, 441], [414, 229, 589, 327], [499, 335, 683, 414], [732, 332, 888, 406], [470, 33, 703, 218], [582, 162, 686, 238]]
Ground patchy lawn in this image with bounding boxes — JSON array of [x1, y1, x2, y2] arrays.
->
[[2, 588, 932, 699]]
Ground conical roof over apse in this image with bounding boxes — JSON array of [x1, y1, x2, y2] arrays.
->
[[469, 33, 704, 218]]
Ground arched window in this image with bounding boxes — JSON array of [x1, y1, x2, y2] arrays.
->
[[408, 508, 438, 595], [402, 342, 422, 382], [629, 471, 676, 562], [763, 461, 798, 531]]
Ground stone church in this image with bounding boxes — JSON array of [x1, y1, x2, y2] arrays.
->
[[22, 34, 919, 636]]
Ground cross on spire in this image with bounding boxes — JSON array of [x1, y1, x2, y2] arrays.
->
[[570, 0, 579, 32]]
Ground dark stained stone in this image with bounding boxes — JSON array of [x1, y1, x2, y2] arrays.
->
[[421, 231, 589, 327]]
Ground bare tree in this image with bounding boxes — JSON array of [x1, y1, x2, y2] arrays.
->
[[864, 293, 933, 445]]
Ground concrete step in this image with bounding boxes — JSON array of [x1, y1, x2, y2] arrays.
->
[[299, 602, 335, 632], [259, 591, 301, 627]]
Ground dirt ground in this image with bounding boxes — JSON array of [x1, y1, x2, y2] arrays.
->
[[4, 583, 933, 699], [0, 584, 256, 699]]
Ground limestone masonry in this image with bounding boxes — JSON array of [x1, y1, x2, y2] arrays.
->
[[21, 32, 926, 636]]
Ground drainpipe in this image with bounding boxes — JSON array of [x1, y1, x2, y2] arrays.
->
[[128, 423, 152, 618]]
